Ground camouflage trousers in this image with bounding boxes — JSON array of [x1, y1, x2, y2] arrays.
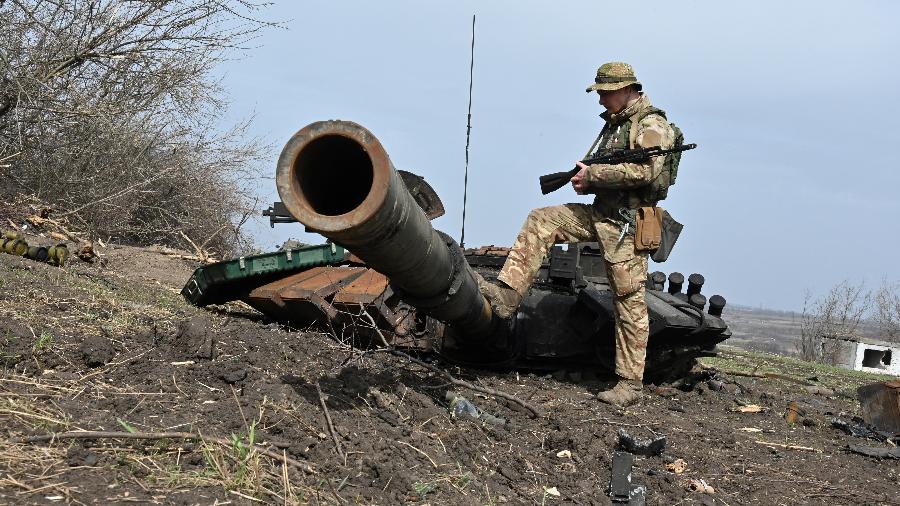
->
[[498, 204, 650, 381]]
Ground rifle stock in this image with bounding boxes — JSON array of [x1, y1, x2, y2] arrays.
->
[[539, 168, 580, 195]]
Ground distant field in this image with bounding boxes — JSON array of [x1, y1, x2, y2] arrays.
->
[[724, 305, 802, 356], [722, 304, 888, 357]]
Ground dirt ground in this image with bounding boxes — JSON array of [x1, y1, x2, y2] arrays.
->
[[1, 234, 899, 505]]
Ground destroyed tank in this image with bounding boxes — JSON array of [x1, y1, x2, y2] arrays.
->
[[183, 120, 731, 379]]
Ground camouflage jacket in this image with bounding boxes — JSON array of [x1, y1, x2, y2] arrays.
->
[[582, 94, 675, 218]]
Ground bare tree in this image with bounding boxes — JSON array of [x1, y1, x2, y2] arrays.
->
[[798, 281, 871, 365], [873, 280, 900, 343], [0, 0, 277, 256]]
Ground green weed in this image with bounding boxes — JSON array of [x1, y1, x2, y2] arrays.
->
[[31, 331, 53, 352], [413, 481, 437, 497]]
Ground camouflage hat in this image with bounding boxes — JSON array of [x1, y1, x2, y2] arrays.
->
[[586, 62, 641, 93]]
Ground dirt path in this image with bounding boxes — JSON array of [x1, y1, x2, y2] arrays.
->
[[1, 243, 898, 505]]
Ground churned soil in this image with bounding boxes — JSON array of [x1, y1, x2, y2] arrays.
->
[[1, 236, 898, 505]]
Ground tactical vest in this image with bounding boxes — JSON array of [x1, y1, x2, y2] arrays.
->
[[591, 106, 683, 206]]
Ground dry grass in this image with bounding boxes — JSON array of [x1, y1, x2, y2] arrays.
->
[[0, 373, 325, 504]]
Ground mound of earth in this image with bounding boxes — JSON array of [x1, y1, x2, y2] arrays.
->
[[0, 235, 898, 505]]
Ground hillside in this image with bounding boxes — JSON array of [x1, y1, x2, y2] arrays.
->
[[1, 236, 898, 505]]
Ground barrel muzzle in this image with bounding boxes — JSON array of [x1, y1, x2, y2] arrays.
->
[[275, 120, 501, 340]]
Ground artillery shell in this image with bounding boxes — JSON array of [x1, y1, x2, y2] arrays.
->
[[34, 246, 49, 262], [2, 231, 19, 240], [12, 239, 28, 256], [54, 243, 68, 266], [26, 246, 40, 259], [47, 246, 57, 264], [3, 239, 15, 254]]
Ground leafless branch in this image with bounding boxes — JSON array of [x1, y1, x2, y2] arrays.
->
[[0, 0, 277, 255]]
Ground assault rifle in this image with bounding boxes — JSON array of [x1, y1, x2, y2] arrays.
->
[[538, 143, 697, 195]]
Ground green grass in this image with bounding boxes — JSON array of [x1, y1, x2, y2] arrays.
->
[[702, 345, 895, 393], [412, 480, 437, 498], [32, 331, 53, 352]]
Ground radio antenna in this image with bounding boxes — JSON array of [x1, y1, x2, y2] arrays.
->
[[459, 14, 475, 248]]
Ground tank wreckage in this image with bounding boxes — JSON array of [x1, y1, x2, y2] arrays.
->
[[182, 120, 731, 378]]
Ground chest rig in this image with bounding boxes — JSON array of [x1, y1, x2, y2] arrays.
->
[[588, 106, 667, 213]]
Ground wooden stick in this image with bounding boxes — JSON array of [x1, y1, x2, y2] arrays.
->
[[7, 431, 314, 473], [754, 440, 821, 453], [315, 382, 346, 463]]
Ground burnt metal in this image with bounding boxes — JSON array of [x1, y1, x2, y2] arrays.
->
[[857, 381, 900, 433], [609, 451, 647, 505], [207, 119, 733, 373], [687, 273, 705, 296], [667, 272, 684, 294], [275, 120, 500, 340], [617, 428, 666, 456], [689, 293, 707, 310], [609, 451, 634, 502], [244, 267, 365, 323], [830, 416, 896, 442], [847, 444, 900, 459], [708, 294, 726, 316], [507, 244, 731, 375]]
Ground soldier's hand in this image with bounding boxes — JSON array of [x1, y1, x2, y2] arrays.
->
[[571, 162, 589, 194]]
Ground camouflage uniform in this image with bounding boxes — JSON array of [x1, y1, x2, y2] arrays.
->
[[497, 63, 675, 382]]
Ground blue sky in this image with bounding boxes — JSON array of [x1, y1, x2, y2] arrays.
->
[[218, 1, 900, 311]]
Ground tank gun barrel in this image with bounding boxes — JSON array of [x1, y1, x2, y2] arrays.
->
[[275, 120, 499, 339]]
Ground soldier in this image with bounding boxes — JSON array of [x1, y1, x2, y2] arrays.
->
[[478, 62, 676, 407]]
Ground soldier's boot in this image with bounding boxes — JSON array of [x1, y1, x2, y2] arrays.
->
[[596, 379, 643, 407], [472, 272, 522, 320]]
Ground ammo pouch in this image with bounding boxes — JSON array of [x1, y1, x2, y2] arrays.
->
[[635, 207, 663, 252], [650, 209, 683, 263]]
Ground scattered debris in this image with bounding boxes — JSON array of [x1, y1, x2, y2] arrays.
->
[[804, 385, 835, 396], [847, 444, 900, 459], [784, 400, 801, 424], [738, 427, 763, 433], [617, 428, 666, 456], [445, 391, 507, 426], [857, 381, 900, 433], [735, 404, 764, 413], [609, 451, 647, 505], [543, 486, 561, 497], [556, 450, 572, 458], [830, 416, 897, 443], [685, 478, 715, 494], [0, 231, 70, 266], [77, 242, 97, 262], [665, 458, 687, 474], [707, 379, 725, 391]]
